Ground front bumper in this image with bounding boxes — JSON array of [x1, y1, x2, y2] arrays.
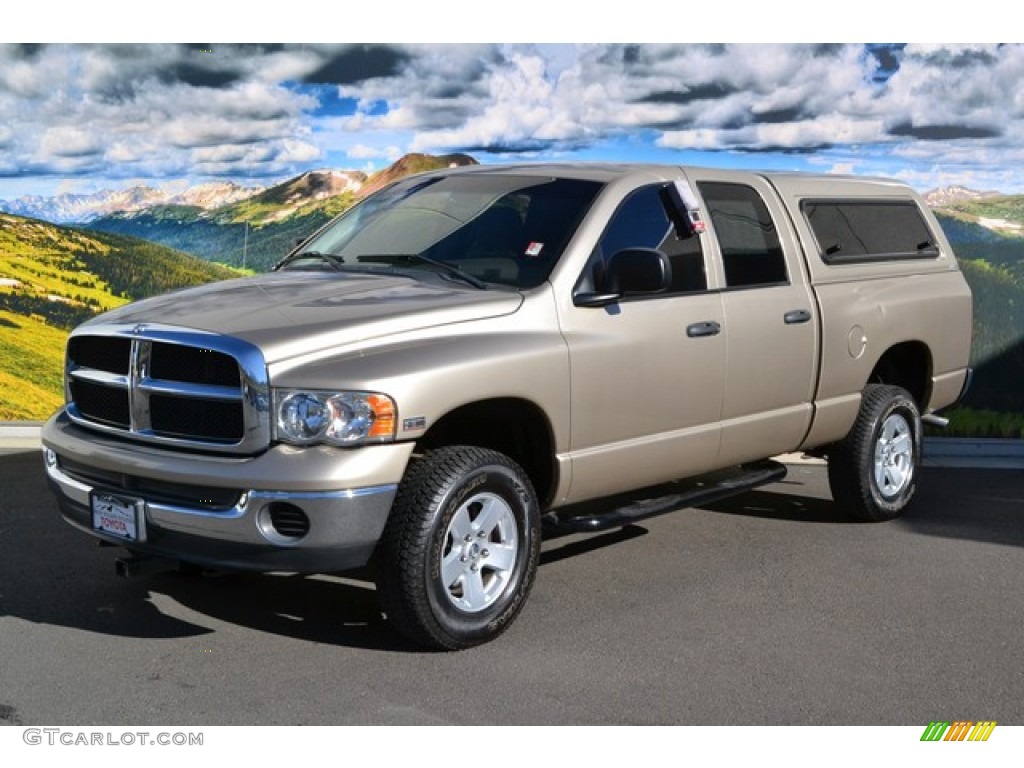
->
[[42, 410, 413, 572]]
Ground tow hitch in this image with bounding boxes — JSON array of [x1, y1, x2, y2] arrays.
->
[[114, 554, 173, 578]]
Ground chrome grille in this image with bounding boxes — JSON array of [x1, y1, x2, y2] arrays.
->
[[149, 343, 240, 386], [65, 324, 270, 453], [69, 375, 131, 428], [149, 394, 244, 440]]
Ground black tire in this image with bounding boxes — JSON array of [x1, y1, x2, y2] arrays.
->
[[828, 384, 922, 522], [375, 446, 541, 650]]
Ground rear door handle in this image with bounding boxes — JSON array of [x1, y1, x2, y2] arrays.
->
[[686, 321, 721, 338], [784, 309, 812, 325]]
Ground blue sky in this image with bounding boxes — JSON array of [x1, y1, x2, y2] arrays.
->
[[1, 41, 1023, 199]]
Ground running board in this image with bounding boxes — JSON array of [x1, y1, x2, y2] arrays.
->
[[543, 460, 788, 534]]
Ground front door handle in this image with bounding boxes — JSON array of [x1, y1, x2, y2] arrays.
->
[[686, 321, 721, 338], [784, 309, 812, 325]]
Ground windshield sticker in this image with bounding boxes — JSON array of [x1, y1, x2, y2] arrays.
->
[[525, 242, 545, 257], [669, 180, 706, 233]]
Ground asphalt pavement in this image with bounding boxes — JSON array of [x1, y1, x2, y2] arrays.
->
[[0, 444, 1022, 725]]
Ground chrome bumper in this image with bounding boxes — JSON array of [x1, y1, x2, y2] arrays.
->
[[41, 411, 407, 572]]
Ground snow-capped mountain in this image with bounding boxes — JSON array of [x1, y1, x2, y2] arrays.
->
[[0, 181, 264, 224], [923, 185, 1002, 208], [170, 181, 266, 210]]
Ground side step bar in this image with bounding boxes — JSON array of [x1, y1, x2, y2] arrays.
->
[[543, 460, 788, 534]]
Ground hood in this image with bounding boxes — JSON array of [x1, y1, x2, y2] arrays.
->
[[86, 271, 524, 363]]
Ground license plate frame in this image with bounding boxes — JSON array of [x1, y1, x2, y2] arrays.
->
[[91, 491, 144, 543]]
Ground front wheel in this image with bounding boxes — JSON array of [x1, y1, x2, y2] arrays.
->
[[375, 446, 541, 650], [828, 384, 922, 522]]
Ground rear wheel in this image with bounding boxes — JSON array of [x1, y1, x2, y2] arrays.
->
[[375, 446, 541, 650], [828, 384, 922, 522]]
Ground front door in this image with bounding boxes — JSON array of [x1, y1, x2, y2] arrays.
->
[[560, 181, 726, 503]]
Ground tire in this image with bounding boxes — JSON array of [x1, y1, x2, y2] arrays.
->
[[375, 446, 541, 650], [828, 384, 922, 522]]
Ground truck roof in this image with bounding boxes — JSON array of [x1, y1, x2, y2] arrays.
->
[[422, 162, 919, 198]]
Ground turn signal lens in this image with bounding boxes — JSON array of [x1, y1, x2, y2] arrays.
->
[[366, 394, 396, 439]]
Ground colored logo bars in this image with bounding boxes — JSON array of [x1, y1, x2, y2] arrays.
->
[[921, 721, 997, 742]]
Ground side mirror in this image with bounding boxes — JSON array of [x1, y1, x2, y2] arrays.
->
[[606, 248, 671, 294], [574, 248, 672, 308]]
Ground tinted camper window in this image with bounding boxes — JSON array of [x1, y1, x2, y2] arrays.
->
[[802, 200, 939, 264]]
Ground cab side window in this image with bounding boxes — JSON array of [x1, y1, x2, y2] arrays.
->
[[580, 184, 707, 296], [698, 182, 788, 288]]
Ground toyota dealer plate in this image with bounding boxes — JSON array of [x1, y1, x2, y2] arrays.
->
[[91, 492, 141, 542]]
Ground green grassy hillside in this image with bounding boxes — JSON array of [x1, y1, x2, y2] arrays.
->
[[0, 310, 67, 420], [89, 210, 334, 272], [941, 195, 1024, 223], [929, 202, 1024, 434], [935, 195, 1024, 283], [0, 213, 238, 420]]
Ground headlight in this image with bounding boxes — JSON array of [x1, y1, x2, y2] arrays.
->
[[274, 390, 396, 446]]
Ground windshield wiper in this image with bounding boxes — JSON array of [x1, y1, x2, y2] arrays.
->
[[357, 253, 488, 290], [276, 250, 347, 272]]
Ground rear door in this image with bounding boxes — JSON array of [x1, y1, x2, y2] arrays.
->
[[684, 169, 820, 463]]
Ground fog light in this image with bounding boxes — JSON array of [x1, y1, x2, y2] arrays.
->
[[43, 448, 58, 468]]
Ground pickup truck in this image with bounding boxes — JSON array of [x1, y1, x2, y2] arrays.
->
[[41, 163, 973, 649]]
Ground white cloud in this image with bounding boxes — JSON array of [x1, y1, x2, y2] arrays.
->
[[877, 45, 1024, 141], [409, 52, 575, 151], [0, 44, 328, 183], [105, 142, 144, 163], [392, 45, 887, 154], [1, 43, 1024, 193], [278, 139, 321, 163], [39, 126, 102, 157], [347, 143, 402, 160]]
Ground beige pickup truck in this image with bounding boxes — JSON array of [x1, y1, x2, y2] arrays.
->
[[42, 163, 972, 649]]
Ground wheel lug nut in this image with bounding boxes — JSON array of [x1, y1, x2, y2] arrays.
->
[[478, 531, 486, 538], [481, 549, 489, 558], [470, 564, 478, 572], [464, 534, 473, 542], [460, 555, 468, 563]]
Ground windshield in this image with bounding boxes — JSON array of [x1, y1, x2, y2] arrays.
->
[[280, 173, 603, 289]]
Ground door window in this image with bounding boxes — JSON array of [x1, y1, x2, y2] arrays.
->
[[698, 182, 788, 288], [579, 184, 708, 296]]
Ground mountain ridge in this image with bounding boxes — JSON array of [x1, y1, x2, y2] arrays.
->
[[85, 153, 481, 270], [923, 185, 1002, 207], [0, 181, 266, 224], [0, 152, 479, 226], [13, 164, 1003, 229]]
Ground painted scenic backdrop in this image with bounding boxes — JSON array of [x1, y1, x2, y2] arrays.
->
[[0, 44, 1022, 434], [1, 150, 1022, 433]]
